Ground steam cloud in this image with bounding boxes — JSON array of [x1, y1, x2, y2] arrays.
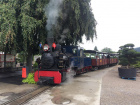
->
[[61, 61, 75, 85], [58, 29, 69, 43], [44, 0, 63, 38]]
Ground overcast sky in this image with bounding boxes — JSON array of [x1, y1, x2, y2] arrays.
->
[[79, 0, 140, 52]]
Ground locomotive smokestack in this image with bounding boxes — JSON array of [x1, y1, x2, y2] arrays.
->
[[46, 37, 54, 52], [47, 37, 54, 45]]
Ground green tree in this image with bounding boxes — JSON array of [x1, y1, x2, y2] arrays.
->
[[0, 0, 48, 71], [46, 0, 97, 45], [0, 0, 17, 49], [0, 0, 97, 72], [19, 0, 48, 71], [0, 0, 18, 68], [101, 47, 113, 53], [94, 46, 98, 51], [119, 43, 140, 67]]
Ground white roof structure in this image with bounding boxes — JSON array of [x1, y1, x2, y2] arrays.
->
[[0, 51, 4, 54]]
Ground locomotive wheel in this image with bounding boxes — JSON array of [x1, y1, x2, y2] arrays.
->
[[37, 80, 43, 85], [106, 65, 109, 68], [84, 69, 88, 73], [91, 67, 95, 71], [94, 67, 98, 70]]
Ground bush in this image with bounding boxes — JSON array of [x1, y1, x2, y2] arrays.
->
[[22, 73, 36, 84], [119, 43, 140, 68], [33, 62, 38, 68], [133, 61, 140, 68], [33, 62, 38, 71]]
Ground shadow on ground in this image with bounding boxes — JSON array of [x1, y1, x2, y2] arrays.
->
[[0, 75, 23, 85]]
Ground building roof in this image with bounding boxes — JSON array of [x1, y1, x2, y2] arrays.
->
[[84, 50, 96, 53]]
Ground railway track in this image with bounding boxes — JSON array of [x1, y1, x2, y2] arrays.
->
[[1, 86, 51, 105]]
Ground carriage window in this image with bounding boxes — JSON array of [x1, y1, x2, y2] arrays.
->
[[99, 54, 103, 59], [91, 54, 96, 59], [85, 53, 90, 57]]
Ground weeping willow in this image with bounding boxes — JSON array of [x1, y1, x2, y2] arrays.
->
[[53, 0, 97, 45]]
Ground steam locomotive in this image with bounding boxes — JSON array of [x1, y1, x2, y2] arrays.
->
[[34, 38, 118, 84], [34, 38, 69, 84]]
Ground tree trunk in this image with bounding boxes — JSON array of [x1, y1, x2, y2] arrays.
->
[[4, 47, 7, 70], [26, 53, 33, 73]]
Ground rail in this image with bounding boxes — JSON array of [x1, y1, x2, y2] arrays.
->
[[1, 86, 51, 105]]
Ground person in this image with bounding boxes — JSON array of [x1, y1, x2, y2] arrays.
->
[[39, 42, 42, 54], [39, 42, 42, 48]]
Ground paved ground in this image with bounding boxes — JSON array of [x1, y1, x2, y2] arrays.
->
[[25, 67, 113, 105], [0, 73, 39, 105], [0, 66, 140, 105], [0, 70, 22, 78], [101, 66, 140, 105]]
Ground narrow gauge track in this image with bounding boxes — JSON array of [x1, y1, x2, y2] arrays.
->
[[1, 86, 52, 105]]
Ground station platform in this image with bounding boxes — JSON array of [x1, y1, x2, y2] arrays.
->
[[100, 66, 140, 105]]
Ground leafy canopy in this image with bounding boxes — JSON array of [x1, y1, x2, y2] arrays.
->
[[0, 0, 97, 71], [119, 43, 140, 67], [0, 0, 48, 54], [94, 46, 98, 51], [0, 0, 17, 51], [0, 0, 97, 52], [101, 47, 114, 53], [52, 0, 97, 45]]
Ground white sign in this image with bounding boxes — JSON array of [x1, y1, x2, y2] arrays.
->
[[0, 54, 15, 62]]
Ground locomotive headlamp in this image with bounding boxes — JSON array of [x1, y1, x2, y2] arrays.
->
[[43, 44, 49, 51], [52, 43, 56, 49]]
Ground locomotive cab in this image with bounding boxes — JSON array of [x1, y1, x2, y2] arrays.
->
[[62, 46, 85, 75]]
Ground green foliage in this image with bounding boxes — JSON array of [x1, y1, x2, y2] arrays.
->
[[0, 0, 17, 50], [0, 0, 48, 52], [33, 62, 38, 71], [101, 47, 114, 53], [17, 51, 26, 63], [133, 61, 140, 68], [124, 43, 134, 48], [94, 46, 98, 51], [0, 0, 97, 72], [0, 0, 96, 50], [119, 57, 129, 66], [119, 43, 140, 67], [33, 62, 38, 68], [0, 0, 48, 72], [19, 0, 48, 54], [22, 73, 36, 84], [53, 0, 97, 45]]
